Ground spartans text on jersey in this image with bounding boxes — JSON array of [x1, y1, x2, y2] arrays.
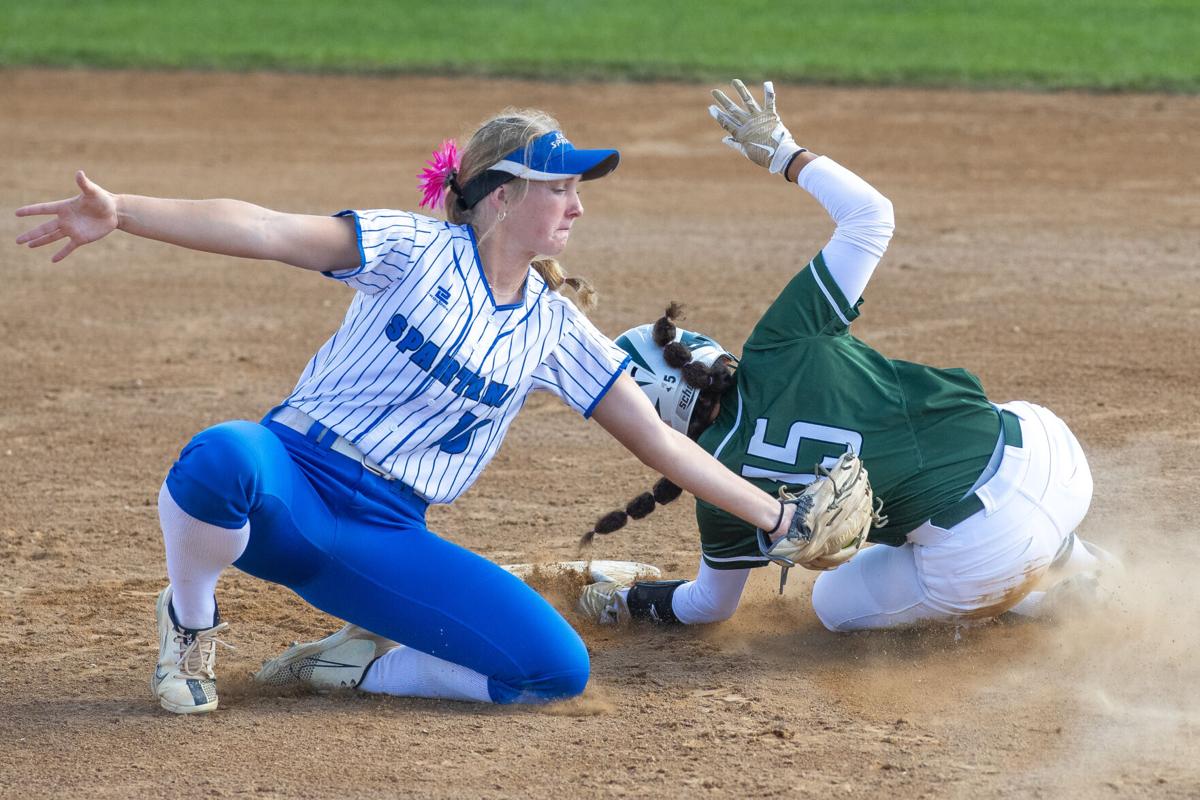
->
[[383, 312, 514, 408]]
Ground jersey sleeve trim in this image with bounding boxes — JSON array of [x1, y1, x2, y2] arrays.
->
[[322, 210, 367, 278], [702, 553, 771, 570], [582, 354, 631, 418], [810, 250, 858, 326]]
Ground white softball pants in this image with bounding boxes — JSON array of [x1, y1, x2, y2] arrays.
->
[[811, 401, 1093, 631]]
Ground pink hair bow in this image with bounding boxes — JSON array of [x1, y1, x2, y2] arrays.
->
[[417, 138, 461, 210]]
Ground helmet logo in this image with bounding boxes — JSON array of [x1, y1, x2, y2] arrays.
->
[[678, 384, 696, 411]]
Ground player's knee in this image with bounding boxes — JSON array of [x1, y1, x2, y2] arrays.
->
[[492, 633, 590, 704], [539, 655, 591, 702], [523, 639, 590, 702], [165, 421, 274, 528], [812, 569, 870, 632], [810, 573, 844, 631]]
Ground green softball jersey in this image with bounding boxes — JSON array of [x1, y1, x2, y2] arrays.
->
[[695, 251, 1001, 569]]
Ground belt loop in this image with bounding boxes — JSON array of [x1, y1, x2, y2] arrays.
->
[[304, 420, 327, 443], [929, 493, 984, 530], [1000, 408, 1023, 449]]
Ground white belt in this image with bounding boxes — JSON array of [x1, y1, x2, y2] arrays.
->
[[269, 406, 393, 480]]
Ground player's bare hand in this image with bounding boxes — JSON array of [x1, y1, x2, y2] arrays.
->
[[708, 79, 804, 175], [15, 170, 119, 262]]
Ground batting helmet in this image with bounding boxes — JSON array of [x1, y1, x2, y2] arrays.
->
[[615, 324, 729, 435]]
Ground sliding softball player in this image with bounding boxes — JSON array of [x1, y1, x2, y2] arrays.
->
[[580, 80, 1120, 631]]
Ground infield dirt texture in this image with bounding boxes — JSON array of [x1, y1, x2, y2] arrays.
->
[[2, 69, 1199, 798]]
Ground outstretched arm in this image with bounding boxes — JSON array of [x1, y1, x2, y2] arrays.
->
[[16, 170, 359, 271], [787, 155, 894, 305], [711, 80, 894, 303]]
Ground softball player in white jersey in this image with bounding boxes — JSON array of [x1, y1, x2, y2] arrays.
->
[[580, 82, 1118, 631], [16, 110, 805, 714]]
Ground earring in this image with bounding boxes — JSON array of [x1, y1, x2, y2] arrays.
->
[[497, 210, 507, 223]]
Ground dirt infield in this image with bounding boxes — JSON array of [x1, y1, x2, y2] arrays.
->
[[2, 69, 1198, 799]]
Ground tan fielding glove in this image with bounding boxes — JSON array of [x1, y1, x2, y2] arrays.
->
[[756, 452, 887, 591], [709, 79, 805, 175]]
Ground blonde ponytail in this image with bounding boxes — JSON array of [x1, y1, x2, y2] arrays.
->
[[533, 257, 597, 311]]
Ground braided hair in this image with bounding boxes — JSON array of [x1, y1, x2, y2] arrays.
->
[[580, 303, 737, 547]]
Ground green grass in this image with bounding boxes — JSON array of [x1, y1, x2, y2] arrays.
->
[[1, 0, 1197, 91]]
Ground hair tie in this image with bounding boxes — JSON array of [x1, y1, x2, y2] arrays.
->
[[417, 139, 461, 210]]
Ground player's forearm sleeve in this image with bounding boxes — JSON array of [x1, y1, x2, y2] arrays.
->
[[798, 156, 895, 303]]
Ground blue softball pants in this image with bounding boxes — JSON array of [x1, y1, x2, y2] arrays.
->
[[163, 415, 589, 704]]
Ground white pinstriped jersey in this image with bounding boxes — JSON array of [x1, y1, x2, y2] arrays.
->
[[284, 210, 629, 504]]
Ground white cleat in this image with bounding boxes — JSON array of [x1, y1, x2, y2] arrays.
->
[[152, 585, 231, 715], [502, 560, 663, 626], [577, 581, 632, 626], [253, 624, 397, 692]]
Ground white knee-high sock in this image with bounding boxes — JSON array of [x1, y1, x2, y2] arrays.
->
[[359, 645, 492, 703], [671, 561, 751, 624], [158, 482, 249, 630]]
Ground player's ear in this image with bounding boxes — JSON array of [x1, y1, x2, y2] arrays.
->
[[482, 185, 510, 223], [492, 183, 510, 207]]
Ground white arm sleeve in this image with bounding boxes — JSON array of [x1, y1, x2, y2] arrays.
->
[[669, 560, 752, 624], [798, 156, 895, 304]]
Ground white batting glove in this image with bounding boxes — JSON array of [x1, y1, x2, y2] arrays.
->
[[709, 79, 805, 175]]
